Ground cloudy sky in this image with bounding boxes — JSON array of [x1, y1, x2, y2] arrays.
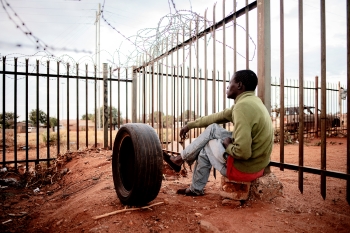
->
[[0, 0, 347, 120]]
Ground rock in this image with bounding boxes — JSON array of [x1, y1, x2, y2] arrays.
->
[[0, 178, 20, 187], [220, 173, 284, 202], [199, 220, 221, 233], [20, 194, 30, 199], [195, 212, 203, 217], [219, 176, 251, 200], [250, 173, 284, 202], [60, 168, 69, 175], [221, 199, 241, 207], [89, 225, 109, 232]]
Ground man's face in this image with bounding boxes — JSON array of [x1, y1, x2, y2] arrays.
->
[[226, 74, 240, 99]]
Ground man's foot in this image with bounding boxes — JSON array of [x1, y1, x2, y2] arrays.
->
[[170, 154, 184, 167], [176, 188, 202, 196], [162, 152, 181, 172]]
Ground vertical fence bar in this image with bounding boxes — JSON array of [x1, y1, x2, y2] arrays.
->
[[320, 0, 327, 200], [222, 0, 226, 128], [109, 66, 112, 149], [132, 67, 138, 124], [94, 65, 97, 148], [196, 16, 200, 136], [298, 0, 304, 194], [176, 32, 179, 151], [245, 0, 249, 69], [165, 38, 169, 148], [279, 0, 285, 170], [158, 64, 162, 144], [172, 64, 175, 149], [181, 67, 184, 132], [36, 60, 40, 164], [76, 64, 79, 150], [14, 58, 17, 168], [347, 0, 350, 204], [103, 63, 108, 149], [149, 63, 152, 124], [213, 3, 217, 114], [151, 64, 154, 127], [67, 63, 70, 151], [25, 59, 29, 170], [157, 48, 161, 142], [57, 62, 60, 154], [257, 0, 271, 113], [182, 26, 185, 132], [204, 9, 208, 117], [126, 69, 128, 126], [315, 76, 319, 138], [46, 61, 50, 165], [1, 57, 5, 167], [118, 70, 120, 128], [233, 1, 237, 73], [85, 64, 88, 148], [189, 21, 192, 141], [143, 67, 146, 123]]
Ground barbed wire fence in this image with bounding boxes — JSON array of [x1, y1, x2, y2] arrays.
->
[[1, 0, 256, 80]]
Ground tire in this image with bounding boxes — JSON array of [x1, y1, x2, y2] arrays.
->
[[112, 123, 163, 206]]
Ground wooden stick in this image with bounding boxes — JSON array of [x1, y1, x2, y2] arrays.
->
[[92, 202, 164, 220]]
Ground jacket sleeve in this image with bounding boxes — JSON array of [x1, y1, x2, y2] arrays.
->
[[187, 106, 234, 129], [225, 106, 252, 160]]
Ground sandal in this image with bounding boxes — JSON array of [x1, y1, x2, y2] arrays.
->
[[176, 188, 202, 196], [163, 151, 181, 173]]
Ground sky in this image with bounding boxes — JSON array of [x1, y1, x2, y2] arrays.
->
[[0, 0, 348, 121]]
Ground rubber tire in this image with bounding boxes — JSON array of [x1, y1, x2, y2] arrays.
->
[[112, 123, 163, 206]]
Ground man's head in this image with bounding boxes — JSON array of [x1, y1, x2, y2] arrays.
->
[[226, 70, 258, 99]]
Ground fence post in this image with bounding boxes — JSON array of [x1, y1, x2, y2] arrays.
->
[[315, 76, 319, 137], [257, 0, 271, 113], [103, 63, 108, 149], [132, 66, 137, 123]]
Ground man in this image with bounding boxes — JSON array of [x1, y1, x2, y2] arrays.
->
[[164, 69, 273, 196]]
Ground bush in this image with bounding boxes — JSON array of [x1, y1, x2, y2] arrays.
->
[[42, 132, 61, 146]]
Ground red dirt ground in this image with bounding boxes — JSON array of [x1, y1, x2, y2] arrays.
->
[[0, 137, 349, 233]]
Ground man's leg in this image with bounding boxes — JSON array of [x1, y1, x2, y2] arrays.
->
[[187, 140, 228, 195], [179, 123, 232, 166], [189, 148, 211, 195]]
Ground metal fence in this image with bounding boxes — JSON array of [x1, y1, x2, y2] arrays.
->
[[0, 57, 132, 169], [271, 77, 347, 139], [132, 0, 350, 204]]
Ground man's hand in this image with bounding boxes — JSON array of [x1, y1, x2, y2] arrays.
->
[[180, 125, 190, 140], [222, 137, 233, 149]]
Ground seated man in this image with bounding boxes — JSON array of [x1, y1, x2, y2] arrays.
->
[[164, 69, 274, 196]]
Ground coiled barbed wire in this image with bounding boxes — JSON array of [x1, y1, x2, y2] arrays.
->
[[2, 0, 256, 77]]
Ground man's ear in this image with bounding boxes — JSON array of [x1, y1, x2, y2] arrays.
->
[[237, 81, 243, 90]]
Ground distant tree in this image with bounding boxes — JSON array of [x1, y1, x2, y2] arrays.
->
[[180, 110, 197, 122], [81, 114, 94, 120], [148, 111, 164, 124], [86, 107, 123, 128], [162, 115, 174, 127], [29, 109, 47, 125], [0, 112, 19, 129], [49, 117, 58, 130]]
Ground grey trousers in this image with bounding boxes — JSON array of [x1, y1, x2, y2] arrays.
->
[[180, 123, 232, 195]]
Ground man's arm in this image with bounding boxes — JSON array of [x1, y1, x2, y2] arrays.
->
[[186, 106, 234, 129]]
